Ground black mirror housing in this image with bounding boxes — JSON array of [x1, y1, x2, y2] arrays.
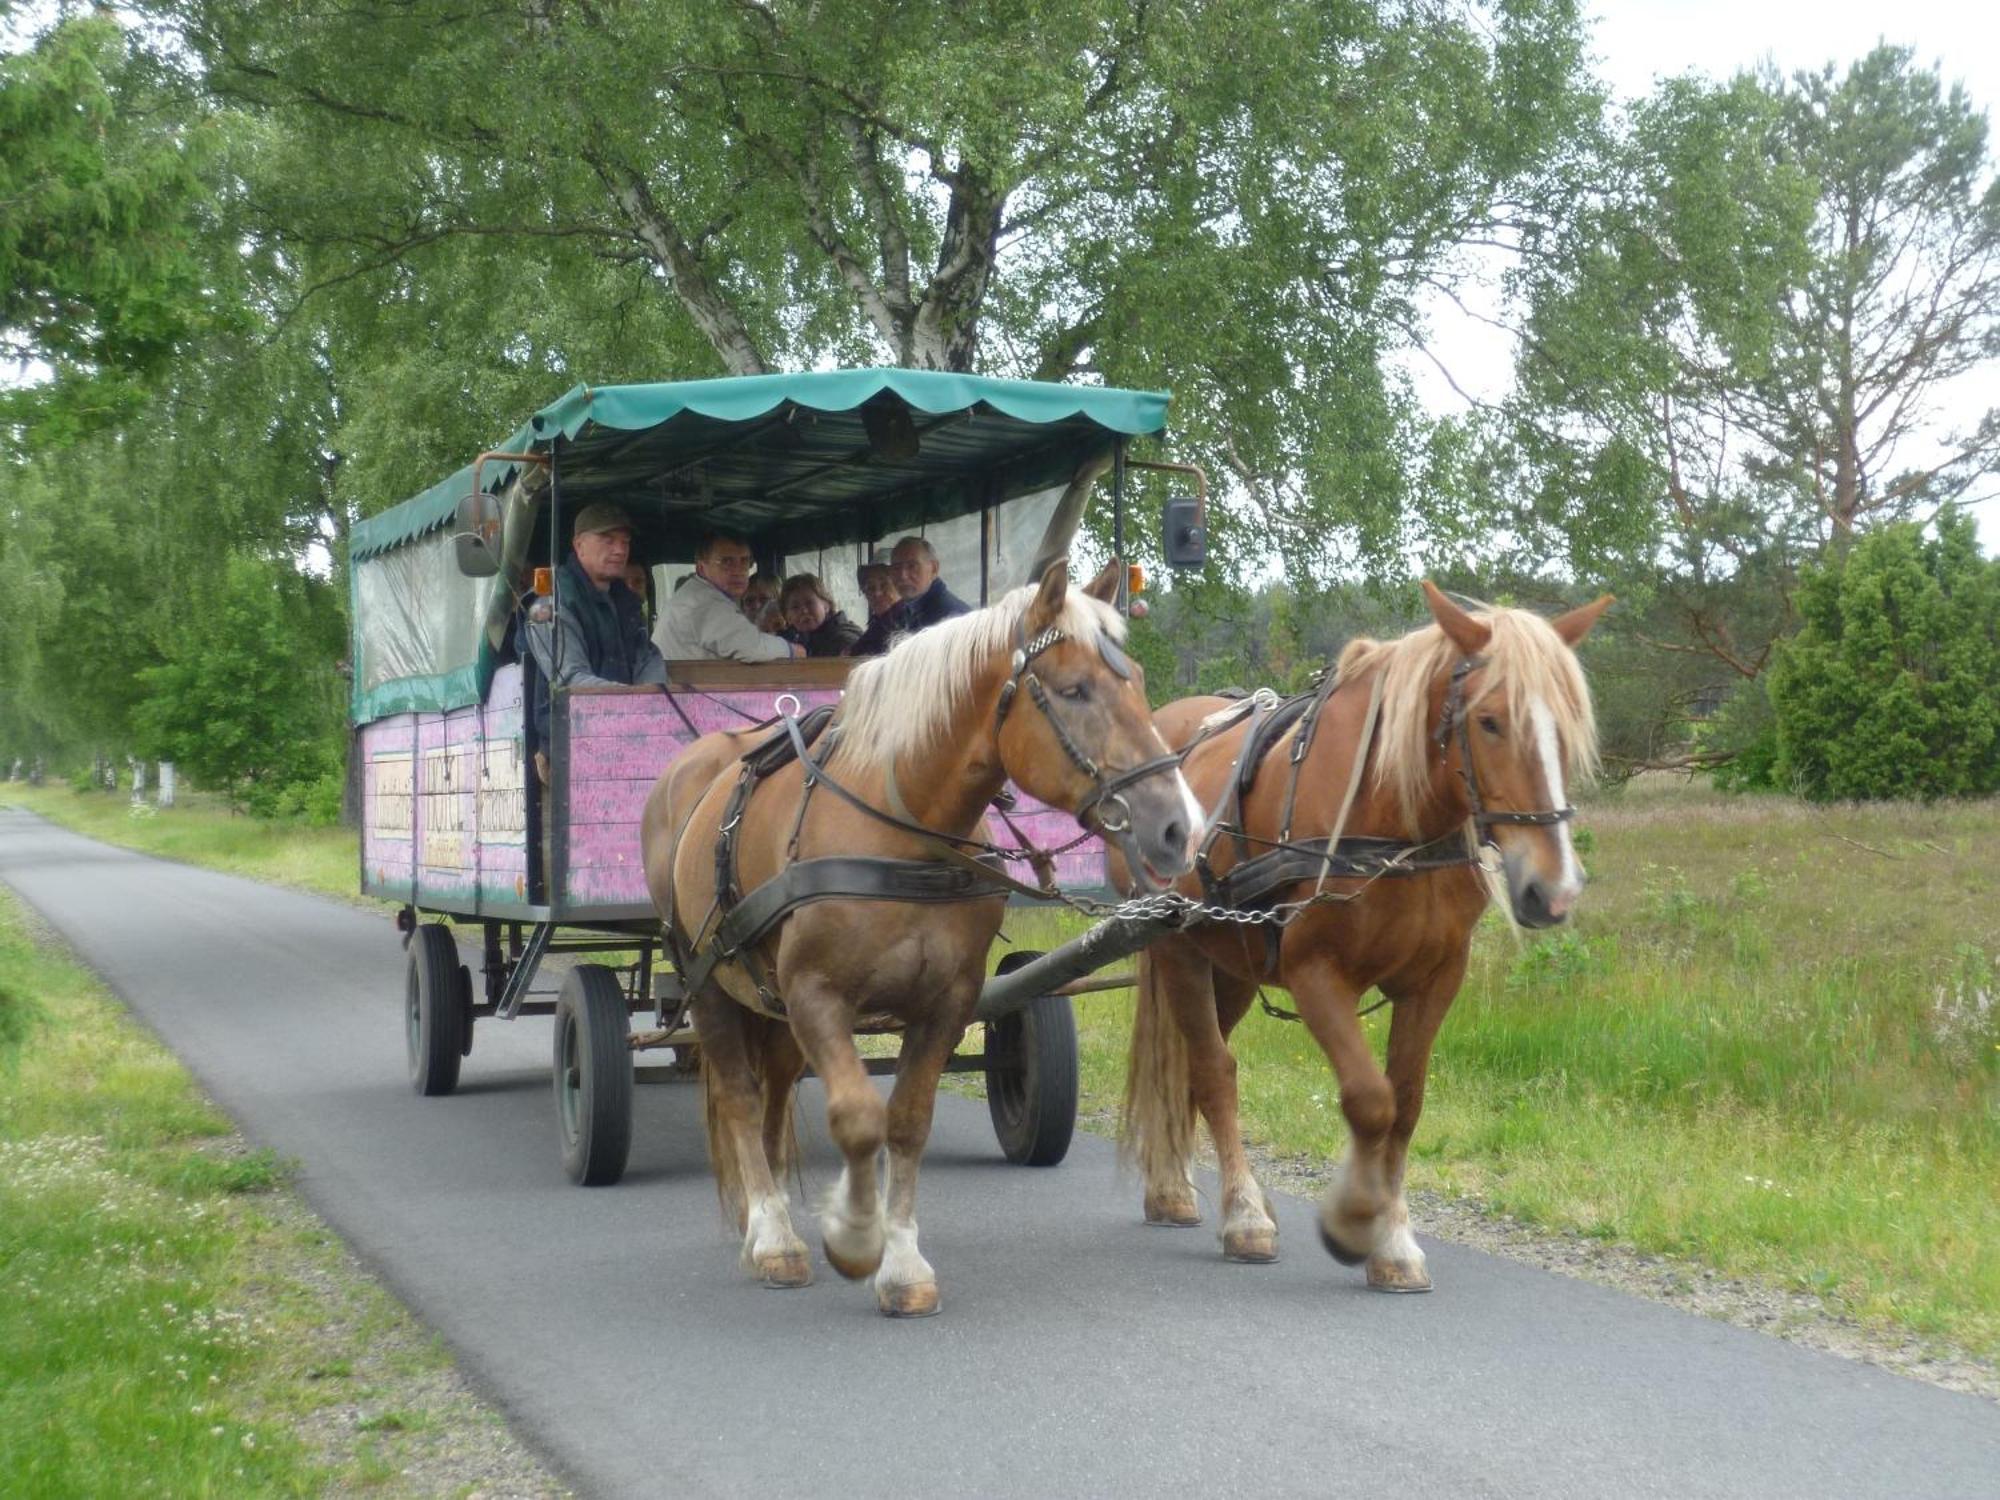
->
[[1163, 496, 1206, 569]]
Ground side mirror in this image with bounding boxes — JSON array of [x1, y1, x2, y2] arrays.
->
[[1163, 496, 1206, 569], [454, 491, 502, 578]]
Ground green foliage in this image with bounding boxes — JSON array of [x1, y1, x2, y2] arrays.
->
[[130, 555, 347, 808], [1768, 512, 2000, 801], [0, 17, 227, 446], [1705, 679, 1783, 792], [1491, 46, 2000, 767]]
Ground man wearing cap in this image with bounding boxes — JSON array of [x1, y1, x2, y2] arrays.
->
[[652, 530, 802, 662], [522, 503, 668, 776]]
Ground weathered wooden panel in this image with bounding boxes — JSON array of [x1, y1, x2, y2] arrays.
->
[[561, 685, 842, 910], [474, 669, 529, 905], [416, 713, 477, 906], [361, 717, 416, 899]]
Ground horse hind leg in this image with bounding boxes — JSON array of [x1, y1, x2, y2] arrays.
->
[[695, 992, 811, 1288]]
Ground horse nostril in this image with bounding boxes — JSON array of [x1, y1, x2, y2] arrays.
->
[[1156, 820, 1186, 867], [1517, 882, 1550, 925]]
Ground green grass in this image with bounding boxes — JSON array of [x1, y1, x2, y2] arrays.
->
[[1001, 780, 2000, 1359], [0, 882, 521, 1496]]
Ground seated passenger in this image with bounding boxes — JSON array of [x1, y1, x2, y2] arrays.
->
[[848, 560, 902, 656], [890, 534, 972, 634], [522, 502, 668, 778], [652, 530, 802, 662], [778, 573, 862, 658], [739, 574, 777, 629]]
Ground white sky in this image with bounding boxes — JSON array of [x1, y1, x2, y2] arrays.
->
[[1410, 1, 2000, 544]]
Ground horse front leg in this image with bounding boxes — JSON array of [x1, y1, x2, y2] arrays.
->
[[873, 995, 976, 1318], [787, 983, 887, 1282], [1284, 964, 1399, 1271], [1364, 963, 1464, 1293]]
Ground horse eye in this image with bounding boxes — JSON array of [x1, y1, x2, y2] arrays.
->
[[1058, 681, 1091, 703], [1478, 715, 1501, 735]]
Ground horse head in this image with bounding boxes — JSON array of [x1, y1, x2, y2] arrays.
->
[[994, 559, 1204, 892], [1420, 581, 1611, 928]]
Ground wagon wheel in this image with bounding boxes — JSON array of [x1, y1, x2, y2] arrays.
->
[[554, 964, 634, 1186], [407, 924, 466, 1097], [984, 950, 1079, 1167]]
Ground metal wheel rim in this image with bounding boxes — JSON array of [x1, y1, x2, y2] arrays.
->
[[557, 1012, 581, 1145]]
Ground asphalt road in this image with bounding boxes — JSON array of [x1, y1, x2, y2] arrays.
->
[[2, 808, 1995, 1499]]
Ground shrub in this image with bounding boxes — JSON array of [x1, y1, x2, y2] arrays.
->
[[1767, 511, 2000, 801]]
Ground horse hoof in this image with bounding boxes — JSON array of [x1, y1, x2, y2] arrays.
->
[[758, 1251, 813, 1289], [878, 1281, 941, 1318], [1222, 1227, 1279, 1263], [1317, 1219, 1369, 1267], [1144, 1193, 1202, 1228], [823, 1238, 882, 1282], [1367, 1261, 1433, 1293]]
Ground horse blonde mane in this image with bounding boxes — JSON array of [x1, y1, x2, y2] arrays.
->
[[1337, 600, 1600, 834], [826, 580, 1126, 775]]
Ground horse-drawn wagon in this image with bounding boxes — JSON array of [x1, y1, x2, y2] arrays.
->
[[349, 370, 1207, 1188]]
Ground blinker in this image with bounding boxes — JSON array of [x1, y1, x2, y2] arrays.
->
[[1096, 632, 1134, 680]]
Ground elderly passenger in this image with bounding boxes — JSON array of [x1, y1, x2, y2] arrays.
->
[[778, 573, 862, 658], [652, 531, 801, 662], [889, 534, 971, 635], [521, 502, 667, 780], [848, 561, 902, 656]]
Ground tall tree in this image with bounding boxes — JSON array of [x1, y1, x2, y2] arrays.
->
[[1492, 47, 2000, 700], [166, 0, 1596, 580], [1, 14, 224, 445]]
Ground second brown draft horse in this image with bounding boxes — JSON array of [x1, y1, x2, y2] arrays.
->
[[1119, 581, 1609, 1291]]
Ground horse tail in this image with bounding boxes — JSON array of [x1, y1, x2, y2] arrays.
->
[[1120, 947, 1198, 1192]]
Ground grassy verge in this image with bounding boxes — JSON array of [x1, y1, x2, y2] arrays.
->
[[1003, 780, 2000, 1360], [0, 880, 561, 1496], [10, 779, 1999, 1359], [0, 783, 360, 902]]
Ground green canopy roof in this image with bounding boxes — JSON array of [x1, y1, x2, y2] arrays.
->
[[350, 368, 1169, 562]]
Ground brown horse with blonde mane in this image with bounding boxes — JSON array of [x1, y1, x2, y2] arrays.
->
[[642, 561, 1202, 1316], [1119, 581, 1609, 1290]]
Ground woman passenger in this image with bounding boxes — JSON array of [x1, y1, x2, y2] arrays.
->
[[779, 573, 863, 658]]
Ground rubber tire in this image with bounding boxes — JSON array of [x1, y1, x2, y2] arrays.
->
[[554, 964, 634, 1186], [407, 925, 465, 1097], [985, 951, 1079, 1166], [457, 964, 475, 1057]]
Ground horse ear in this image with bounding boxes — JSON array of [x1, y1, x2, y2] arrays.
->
[[1551, 593, 1614, 647], [1082, 561, 1122, 603], [1421, 580, 1491, 655], [1027, 556, 1070, 632]]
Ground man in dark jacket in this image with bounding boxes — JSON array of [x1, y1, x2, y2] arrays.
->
[[522, 502, 666, 779], [888, 534, 971, 634]]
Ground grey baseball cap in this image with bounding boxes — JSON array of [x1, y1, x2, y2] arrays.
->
[[571, 502, 634, 538]]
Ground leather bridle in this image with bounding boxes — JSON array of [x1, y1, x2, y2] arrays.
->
[[994, 620, 1184, 837], [1435, 655, 1576, 845]]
